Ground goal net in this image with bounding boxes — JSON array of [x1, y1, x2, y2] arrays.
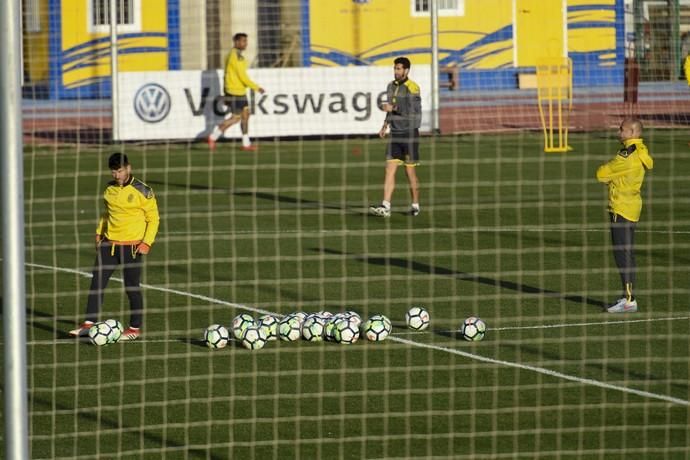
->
[[16, 1, 690, 459]]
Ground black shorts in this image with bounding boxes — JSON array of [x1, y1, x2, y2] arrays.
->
[[386, 129, 420, 166], [224, 94, 249, 115]]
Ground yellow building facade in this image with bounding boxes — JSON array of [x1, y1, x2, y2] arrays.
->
[[23, 0, 180, 98], [302, 0, 622, 88]]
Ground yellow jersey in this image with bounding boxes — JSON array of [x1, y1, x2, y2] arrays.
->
[[96, 176, 160, 245], [684, 55, 690, 86], [596, 138, 653, 222], [223, 48, 260, 96]]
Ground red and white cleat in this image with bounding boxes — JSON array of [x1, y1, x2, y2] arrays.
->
[[69, 321, 94, 337], [120, 327, 141, 341]]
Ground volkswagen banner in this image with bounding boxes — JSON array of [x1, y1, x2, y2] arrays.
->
[[116, 66, 431, 141]]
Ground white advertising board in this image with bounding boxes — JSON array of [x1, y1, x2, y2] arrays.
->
[[116, 66, 432, 140]]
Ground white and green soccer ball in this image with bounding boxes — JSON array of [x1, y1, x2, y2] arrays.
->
[[343, 310, 362, 327], [301, 315, 325, 342], [316, 310, 333, 320], [323, 317, 339, 342], [291, 311, 308, 323], [88, 322, 112, 346], [103, 318, 123, 343], [259, 314, 278, 341], [363, 314, 392, 342], [405, 306, 430, 331], [461, 317, 486, 342], [278, 315, 302, 342], [204, 324, 230, 349], [241, 324, 268, 350], [232, 313, 255, 340], [333, 318, 360, 345], [323, 313, 350, 342]]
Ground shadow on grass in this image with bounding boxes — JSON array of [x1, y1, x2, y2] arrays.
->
[[29, 393, 226, 460], [26, 307, 75, 339], [313, 247, 607, 311], [146, 180, 370, 215]]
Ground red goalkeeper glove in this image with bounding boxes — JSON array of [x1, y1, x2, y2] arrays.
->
[[136, 242, 151, 255]]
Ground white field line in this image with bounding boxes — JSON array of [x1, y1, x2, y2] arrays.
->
[[26, 262, 278, 318], [490, 316, 690, 331], [387, 335, 690, 407], [394, 316, 690, 334], [24, 262, 690, 407]]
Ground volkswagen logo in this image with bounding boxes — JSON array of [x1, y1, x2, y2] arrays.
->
[[133, 83, 171, 123]]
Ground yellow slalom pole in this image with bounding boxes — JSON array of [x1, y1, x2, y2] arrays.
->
[[537, 57, 572, 153]]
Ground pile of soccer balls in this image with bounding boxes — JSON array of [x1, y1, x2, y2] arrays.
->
[[203, 306, 487, 350], [204, 310, 393, 350]]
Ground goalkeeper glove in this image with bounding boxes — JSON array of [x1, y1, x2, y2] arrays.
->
[[136, 242, 151, 255]]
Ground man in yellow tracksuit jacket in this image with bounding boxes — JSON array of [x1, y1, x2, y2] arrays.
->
[[207, 33, 265, 152], [596, 118, 653, 313], [70, 153, 160, 340]]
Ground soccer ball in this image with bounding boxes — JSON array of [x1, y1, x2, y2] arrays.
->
[[323, 313, 349, 342], [343, 310, 362, 327], [103, 318, 123, 343], [334, 318, 360, 344], [88, 322, 112, 346], [204, 324, 230, 349], [461, 316, 486, 341], [316, 310, 333, 319], [405, 306, 430, 331], [301, 315, 325, 342], [323, 318, 338, 342], [232, 313, 255, 340], [259, 314, 278, 341], [278, 315, 302, 342], [291, 311, 308, 323], [241, 325, 268, 350], [363, 314, 392, 342]]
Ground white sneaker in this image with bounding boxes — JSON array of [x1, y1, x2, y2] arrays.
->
[[369, 205, 391, 217], [607, 298, 638, 313], [409, 206, 420, 217]]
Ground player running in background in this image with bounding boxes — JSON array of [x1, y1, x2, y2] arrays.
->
[[596, 118, 653, 313], [369, 56, 422, 217], [69, 153, 160, 340], [207, 33, 265, 152]]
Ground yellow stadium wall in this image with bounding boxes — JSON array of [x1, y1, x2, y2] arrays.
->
[[33, 0, 181, 98], [302, 0, 622, 88]]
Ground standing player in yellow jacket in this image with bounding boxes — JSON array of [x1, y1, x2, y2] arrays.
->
[[207, 33, 265, 152], [596, 118, 653, 313], [70, 153, 160, 340]]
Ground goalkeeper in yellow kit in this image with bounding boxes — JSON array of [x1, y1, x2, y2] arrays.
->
[[596, 118, 653, 313], [69, 153, 160, 340]]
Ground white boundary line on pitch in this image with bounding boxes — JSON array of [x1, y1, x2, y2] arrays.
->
[[25, 262, 690, 407], [394, 316, 690, 334], [387, 336, 689, 407], [490, 316, 690, 331]]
